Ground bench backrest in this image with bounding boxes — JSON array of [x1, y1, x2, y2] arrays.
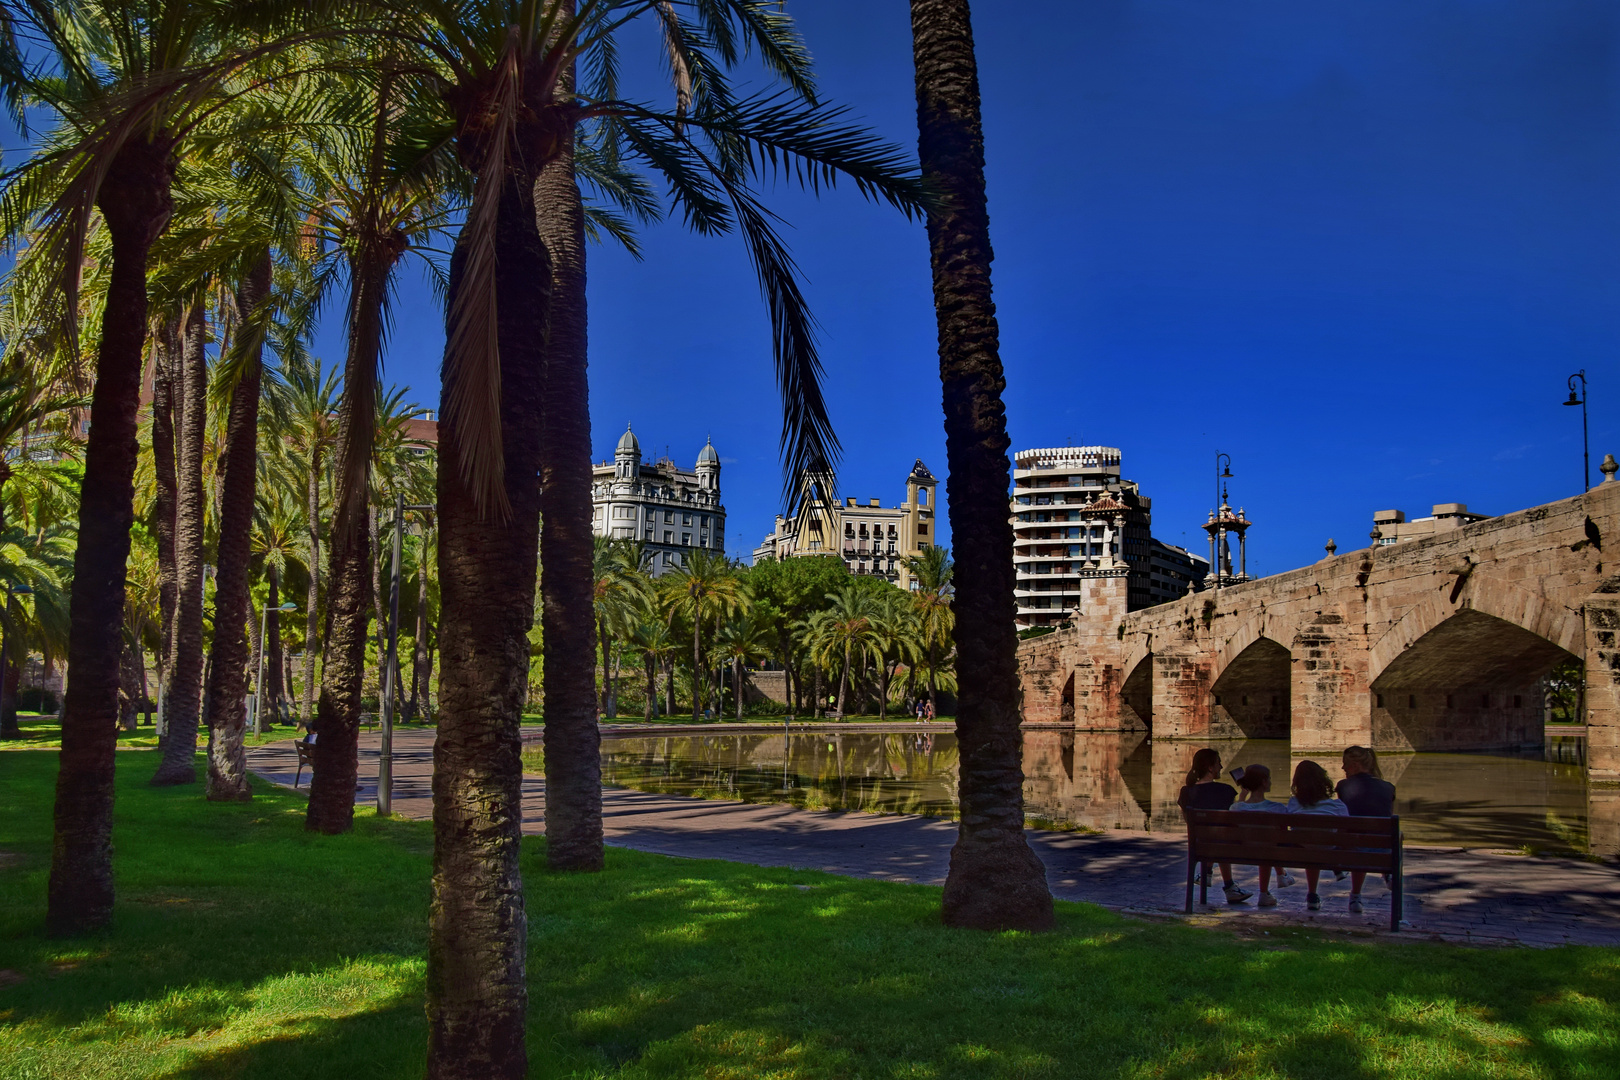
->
[[1186, 809, 1400, 872], [296, 741, 314, 765]]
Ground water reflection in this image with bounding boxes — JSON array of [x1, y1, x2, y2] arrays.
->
[[600, 729, 1602, 854]]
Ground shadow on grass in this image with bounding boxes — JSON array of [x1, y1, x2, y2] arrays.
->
[[1, 751, 1618, 1079]]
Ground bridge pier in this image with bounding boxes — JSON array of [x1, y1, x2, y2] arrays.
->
[[1290, 613, 1372, 754], [1587, 576, 1620, 786]]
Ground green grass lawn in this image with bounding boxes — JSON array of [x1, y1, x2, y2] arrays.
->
[[1, 751, 1616, 1079]]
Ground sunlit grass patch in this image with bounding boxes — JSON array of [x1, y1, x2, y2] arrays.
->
[[1, 750, 1618, 1079]]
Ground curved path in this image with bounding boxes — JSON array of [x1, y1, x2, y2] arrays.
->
[[246, 728, 1620, 947]]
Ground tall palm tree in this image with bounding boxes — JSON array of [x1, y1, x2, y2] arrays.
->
[[714, 609, 770, 721], [149, 299, 209, 786], [384, 4, 925, 1072], [802, 585, 881, 717], [0, 0, 341, 933], [299, 61, 455, 833], [664, 549, 746, 721], [904, 544, 954, 714], [908, 0, 1053, 931], [277, 362, 339, 728], [591, 536, 649, 718], [871, 589, 921, 722], [624, 601, 675, 722]]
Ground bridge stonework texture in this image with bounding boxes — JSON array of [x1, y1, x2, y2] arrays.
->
[[1018, 482, 1620, 783]]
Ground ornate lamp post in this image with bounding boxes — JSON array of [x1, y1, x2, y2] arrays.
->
[[1565, 370, 1589, 492]]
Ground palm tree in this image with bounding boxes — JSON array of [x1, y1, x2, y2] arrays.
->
[[624, 602, 675, 722], [664, 550, 746, 721], [802, 586, 881, 717], [298, 61, 456, 832], [251, 483, 307, 727], [871, 590, 921, 722], [277, 362, 339, 728], [0, 0, 343, 932], [904, 544, 954, 714], [714, 610, 770, 721], [591, 537, 650, 718], [380, 4, 925, 1070], [908, 0, 1053, 931], [149, 299, 209, 786]]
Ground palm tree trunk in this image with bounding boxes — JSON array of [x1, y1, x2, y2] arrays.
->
[[535, 124, 603, 874], [48, 136, 175, 936], [266, 562, 284, 725], [734, 658, 743, 721], [910, 0, 1053, 931], [428, 171, 545, 1080], [204, 250, 270, 802], [303, 459, 320, 730], [370, 503, 385, 711], [644, 653, 656, 721], [0, 625, 15, 740], [837, 641, 850, 716], [152, 300, 209, 786], [151, 317, 180, 732], [691, 616, 702, 722], [306, 243, 391, 833], [664, 655, 675, 716]]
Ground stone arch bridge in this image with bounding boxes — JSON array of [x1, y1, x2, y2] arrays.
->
[[1017, 482, 1620, 785]]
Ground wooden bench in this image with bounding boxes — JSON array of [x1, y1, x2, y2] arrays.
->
[[1185, 809, 1405, 931], [294, 741, 314, 788]]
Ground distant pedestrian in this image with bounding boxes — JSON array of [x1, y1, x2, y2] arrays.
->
[[924, 699, 935, 722]]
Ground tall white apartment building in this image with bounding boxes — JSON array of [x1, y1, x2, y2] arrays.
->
[[591, 425, 724, 576], [1011, 446, 1206, 629]]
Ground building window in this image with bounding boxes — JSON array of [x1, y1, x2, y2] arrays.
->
[[664, 531, 673, 544], [700, 533, 708, 546], [918, 524, 929, 536], [664, 511, 674, 523], [682, 533, 690, 546], [919, 489, 928, 505], [662, 552, 674, 566], [683, 514, 692, 526], [644, 529, 653, 541], [700, 515, 709, 527]]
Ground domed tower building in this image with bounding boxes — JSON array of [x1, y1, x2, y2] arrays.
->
[[591, 425, 726, 577]]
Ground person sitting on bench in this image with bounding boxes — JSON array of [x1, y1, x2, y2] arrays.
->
[[1337, 745, 1396, 914], [1231, 764, 1294, 906], [1178, 748, 1250, 904], [1286, 760, 1347, 911]]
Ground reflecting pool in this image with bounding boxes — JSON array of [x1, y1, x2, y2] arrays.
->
[[600, 729, 1601, 854]]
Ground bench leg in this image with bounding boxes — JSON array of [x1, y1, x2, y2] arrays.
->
[[295, 763, 303, 789], [1185, 850, 1196, 914]]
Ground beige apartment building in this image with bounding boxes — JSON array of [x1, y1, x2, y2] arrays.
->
[[1371, 502, 1489, 546], [752, 460, 939, 589]]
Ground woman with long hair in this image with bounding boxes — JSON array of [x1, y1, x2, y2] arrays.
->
[[1178, 747, 1250, 904], [1286, 759, 1347, 911]]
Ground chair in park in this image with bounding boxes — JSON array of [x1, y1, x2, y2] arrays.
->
[[294, 740, 314, 788]]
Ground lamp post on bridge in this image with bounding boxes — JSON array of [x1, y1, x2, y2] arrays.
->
[[1565, 370, 1589, 493]]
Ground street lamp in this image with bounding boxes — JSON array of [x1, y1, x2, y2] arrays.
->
[[252, 600, 298, 736], [378, 491, 435, 817], [1565, 370, 1589, 493]]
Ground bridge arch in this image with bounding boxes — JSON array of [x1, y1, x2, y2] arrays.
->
[[1368, 576, 1580, 751], [1120, 650, 1152, 730], [1209, 616, 1291, 739], [1369, 575, 1583, 684]]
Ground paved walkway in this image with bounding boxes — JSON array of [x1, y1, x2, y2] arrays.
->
[[247, 728, 1620, 947]]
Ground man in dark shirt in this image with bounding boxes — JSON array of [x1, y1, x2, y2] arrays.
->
[[1336, 745, 1395, 914]]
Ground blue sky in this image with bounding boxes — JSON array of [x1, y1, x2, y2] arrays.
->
[[330, 2, 1615, 574]]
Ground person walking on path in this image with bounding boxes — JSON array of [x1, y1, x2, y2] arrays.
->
[[1336, 745, 1397, 915], [1179, 748, 1250, 904]]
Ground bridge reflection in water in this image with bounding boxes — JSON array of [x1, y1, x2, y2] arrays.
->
[[599, 729, 1605, 857]]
